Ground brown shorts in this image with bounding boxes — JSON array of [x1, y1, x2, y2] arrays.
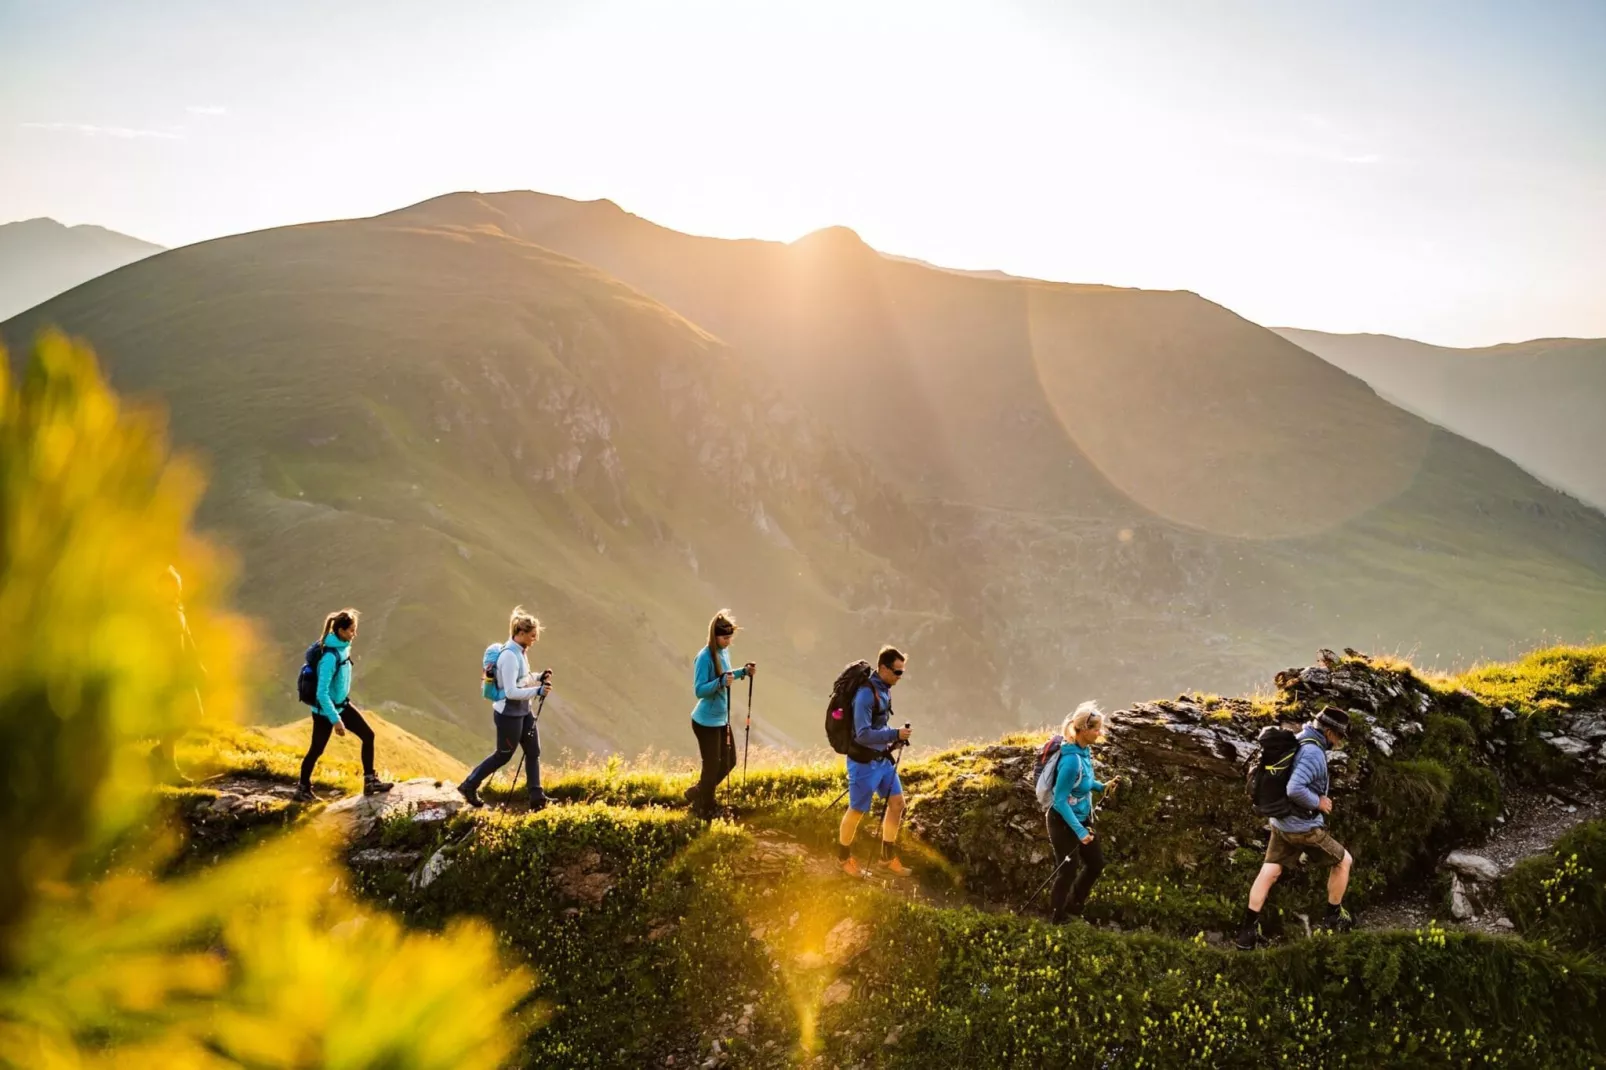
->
[[1265, 827, 1347, 868]]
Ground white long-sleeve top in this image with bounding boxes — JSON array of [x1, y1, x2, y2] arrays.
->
[[493, 642, 548, 714]]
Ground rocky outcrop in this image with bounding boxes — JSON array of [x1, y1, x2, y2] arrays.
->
[[320, 778, 468, 840]]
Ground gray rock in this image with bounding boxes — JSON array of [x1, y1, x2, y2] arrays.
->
[[1443, 851, 1501, 882], [1495, 917, 1515, 931], [1546, 736, 1593, 760], [1565, 712, 1606, 741], [320, 778, 469, 840], [411, 846, 454, 889], [1369, 725, 1396, 757], [1450, 875, 1474, 920]]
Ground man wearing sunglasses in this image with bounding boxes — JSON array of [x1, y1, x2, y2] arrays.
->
[[838, 645, 915, 878]]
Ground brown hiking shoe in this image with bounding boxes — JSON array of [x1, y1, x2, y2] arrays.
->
[[880, 856, 915, 879], [840, 856, 865, 878]]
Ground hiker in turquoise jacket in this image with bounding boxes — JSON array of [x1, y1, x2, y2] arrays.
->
[[1044, 702, 1118, 921], [687, 610, 754, 819], [296, 608, 393, 801]]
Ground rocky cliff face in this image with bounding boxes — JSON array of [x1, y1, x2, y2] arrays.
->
[[907, 649, 1603, 934]]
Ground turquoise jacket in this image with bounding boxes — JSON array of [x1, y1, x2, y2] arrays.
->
[[313, 633, 353, 725], [690, 646, 749, 728], [1052, 741, 1106, 840]]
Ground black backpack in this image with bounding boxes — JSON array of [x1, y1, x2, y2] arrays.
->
[[824, 661, 885, 761], [1246, 726, 1322, 817], [296, 642, 346, 707]]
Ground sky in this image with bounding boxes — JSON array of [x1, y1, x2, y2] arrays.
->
[[2, 0, 1603, 347]]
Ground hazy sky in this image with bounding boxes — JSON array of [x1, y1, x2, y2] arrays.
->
[[3, 0, 1602, 346]]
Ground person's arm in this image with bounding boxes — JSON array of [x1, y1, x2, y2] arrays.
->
[[1286, 745, 1323, 812], [732, 664, 748, 681], [499, 648, 543, 701], [852, 687, 900, 748], [693, 649, 726, 699], [314, 650, 341, 725], [1053, 752, 1089, 840]]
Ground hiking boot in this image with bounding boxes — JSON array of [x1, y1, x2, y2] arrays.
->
[[363, 775, 395, 796], [292, 784, 319, 804], [879, 856, 915, 879], [1319, 906, 1355, 934], [528, 794, 550, 813], [841, 856, 866, 879], [458, 783, 484, 809], [1234, 925, 1259, 951], [683, 784, 700, 805]]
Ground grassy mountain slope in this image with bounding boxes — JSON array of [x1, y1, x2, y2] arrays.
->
[[2, 216, 993, 760], [1276, 326, 1606, 512], [389, 191, 1606, 705], [0, 217, 163, 320]]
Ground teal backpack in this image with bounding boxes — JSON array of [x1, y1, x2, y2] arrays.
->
[[482, 642, 512, 701]]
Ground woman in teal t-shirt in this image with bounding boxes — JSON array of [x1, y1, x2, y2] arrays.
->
[[687, 609, 755, 819]]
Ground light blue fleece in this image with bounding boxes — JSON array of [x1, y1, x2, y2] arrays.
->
[[313, 634, 352, 725], [1051, 741, 1106, 840], [1269, 726, 1330, 834], [690, 646, 748, 728]]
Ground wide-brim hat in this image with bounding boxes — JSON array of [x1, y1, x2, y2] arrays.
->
[[1316, 706, 1350, 737]]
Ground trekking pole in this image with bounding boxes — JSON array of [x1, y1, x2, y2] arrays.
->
[[505, 688, 546, 799], [742, 674, 754, 785], [1025, 790, 1110, 911]]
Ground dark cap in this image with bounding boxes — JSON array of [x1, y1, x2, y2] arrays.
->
[[1315, 707, 1350, 737]]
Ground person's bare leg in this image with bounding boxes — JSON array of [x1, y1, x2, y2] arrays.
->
[[1328, 852, 1353, 905], [881, 793, 905, 844], [1248, 863, 1282, 911], [840, 807, 866, 847]]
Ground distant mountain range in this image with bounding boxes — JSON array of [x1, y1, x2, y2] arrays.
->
[[0, 218, 163, 321], [1276, 327, 1606, 513], [5, 193, 1604, 761]]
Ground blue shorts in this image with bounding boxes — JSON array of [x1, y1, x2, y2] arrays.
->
[[846, 757, 902, 812]]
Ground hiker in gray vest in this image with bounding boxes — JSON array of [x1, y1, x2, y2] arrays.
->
[[1236, 707, 1354, 950], [459, 606, 553, 810]]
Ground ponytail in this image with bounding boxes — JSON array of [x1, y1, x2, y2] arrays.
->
[[706, 609, 737, 676], [321, 607, 359, 640]]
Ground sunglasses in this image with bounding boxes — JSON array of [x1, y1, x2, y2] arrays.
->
[[891, 668, 904, 676]]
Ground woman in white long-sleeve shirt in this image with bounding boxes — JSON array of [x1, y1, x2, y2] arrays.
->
[[458, 606, 553, 809]]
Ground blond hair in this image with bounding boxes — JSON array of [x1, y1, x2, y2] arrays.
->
[[509, 605, 542, 640], [1062, 700, 1104, 740]]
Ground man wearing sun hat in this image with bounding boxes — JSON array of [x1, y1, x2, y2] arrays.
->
[[1236, 707, 1356, 949]]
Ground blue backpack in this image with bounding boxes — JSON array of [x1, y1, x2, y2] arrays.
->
[[296, 642, 347, 707], [482, 642, 512, 701]]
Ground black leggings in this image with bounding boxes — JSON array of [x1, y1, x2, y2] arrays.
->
[[462, 713, 543, 801], [692, 721, 737, 814], [300, 702, 375, 784], [1047, 809, 1106, 921]]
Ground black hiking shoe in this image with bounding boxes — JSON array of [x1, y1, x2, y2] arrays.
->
[[363, 775, 395, 796], [1234, 924, 1259, 951], [528, 794, 550, 813], [458, 783, 484, 808], [1319, 906, 1355, 934], [292, 784, 319, 804]]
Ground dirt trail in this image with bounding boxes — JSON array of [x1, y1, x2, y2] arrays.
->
[[1362, 783, 1603, 934]]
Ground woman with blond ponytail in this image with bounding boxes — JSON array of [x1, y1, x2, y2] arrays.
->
[[1042, 701, 1119, 922], [686, 610, 755, 819]]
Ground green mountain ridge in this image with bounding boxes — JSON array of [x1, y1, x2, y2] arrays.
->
[[5, 194, 1606, 764], [1275, 326, 1606, 513]]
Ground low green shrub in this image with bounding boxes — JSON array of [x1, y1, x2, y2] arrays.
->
[[1505, 818, 1606, 955]]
